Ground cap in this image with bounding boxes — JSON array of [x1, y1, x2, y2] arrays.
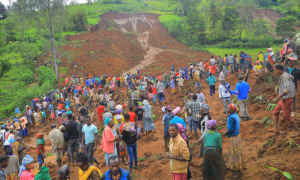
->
[[288, 57, 295, 61], [256, 61, 259, 64]]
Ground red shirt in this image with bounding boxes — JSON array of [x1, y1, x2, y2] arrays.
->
[[157, 76, 162, 80], [128, 112, 136, 123], [58, 103, 64, 110], [36, 144, 45, 155], [176, 72, 179, 76]]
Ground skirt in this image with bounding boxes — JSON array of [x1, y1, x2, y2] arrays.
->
[[228, 134, 243, 171], [104, 146, 117, 166], [144, 117, 156, 132], [51, 113, 55, 119], [148, 93, 153, 99], [203, 148, 227, 180], [171, 88, 176, 94], [118, 141, 128, 159], [110, 106, 116, 113], [199, 140, 205, 158], [21, 127, 28, 137]]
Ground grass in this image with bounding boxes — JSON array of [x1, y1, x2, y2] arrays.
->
[[88, 18, 99, 25], [206, 45, 282, 60], [159, 14, 182, 29]]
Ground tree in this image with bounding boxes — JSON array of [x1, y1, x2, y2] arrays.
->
[[241, 0, 257, 39], [254, 18, 271, 38], [68, 7, 88, 32], [176, 3, 184, 17], [0, 2, 7, 20], [18, 0, 68, 81], [222, 6, 240, 37], [276, 16, 299, 38], [209, 0, 222, 33]]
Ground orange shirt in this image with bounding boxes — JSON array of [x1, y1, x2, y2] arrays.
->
[[153, 87, 157, 95], [205, 62, 209, 71], [128, 112, 136, 123]]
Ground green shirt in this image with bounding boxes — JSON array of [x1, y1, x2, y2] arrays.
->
[[55, 94, 60, 100], [204, 130, 222, 152]]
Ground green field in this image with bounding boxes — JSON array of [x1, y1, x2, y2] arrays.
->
[[206, 45, 282, 60]]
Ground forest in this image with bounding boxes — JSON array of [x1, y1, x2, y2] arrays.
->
[[0, 0, 299, 119]]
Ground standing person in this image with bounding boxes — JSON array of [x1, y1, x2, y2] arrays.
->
[[223, 104, 243, 179], [152, 85, 157, 106], [193, 71, 200, 89], [196, 89, 205, 103], [12, 137, 27, 165], [102, 108, 112, 125], [258, 51, 264, 67], [157, 80, 166, 105], [134, 105, 143, 137], [231, 75, 251, 121], [100, 156, 131, 180], [65, 114, 79, 166], [49, 124, 64, 168], [77, 152, 102, 180], [19, 155, 35, 179], [201, 120, 226, 180], [199, 60, 204, 79], [217, 55, 224, 73], [5, 148, 19, 180], [142, 100, 156, 134], [148, 83, 153, 100], [164, 105, 174, 152], [167, 123, 190, 180], [127, 88, 133, 107], [170, 77, 176, 95], [210, 56, 216, 76], [36, 133, 46, 169], [97, 103, 105, 123], [77, 116, 85, 150], [228, 53, 234, 75], [224, 54, 229, 76], [287, 35, 295, 52], [122, 114, 138, 171], [219, 69, 225, 82], [273, 65, 300, 138], [197, 104, 211, 158], [82, 116, 99, 166], [204, 60, 210, 78], [15, 107, 20, 117], [176, 76, 184, 96], [101, 118, 118, 166], [284, 57, 300, 117], [239, 51, 245, 74], [185, 95, 202, 140], [206, 73, 216, 98], [4, 131, 15, 151], [219, 80, 231, 116]]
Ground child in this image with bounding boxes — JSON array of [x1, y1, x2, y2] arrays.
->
[[36, 133, 45, 169], [19, 155, 35, 179]]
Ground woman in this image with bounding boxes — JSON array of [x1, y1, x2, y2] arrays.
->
[[198, 103, 212, 158], [170, 77, 175, 95], [115, 115, 129, 165], [142, 100, 156, 134], [19, 155, 35, 180], [101, 117, 118, 166], [34, 166, 51, 180], [148, 83, 153, 100], [21, 119, 28, 137], [57, 165, 70, 180], [202, 120, 226, 180], [223, 104, 243, 179], [113, 109, 125, 125], [5, 148, 19, 180], [122, 114, 138, 171]]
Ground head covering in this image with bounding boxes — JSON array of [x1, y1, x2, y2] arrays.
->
[[5, 147, 13, 155], [58, 125, 65, 130], [34, 166, 51, 180], [229, 104, 237, 111], [284, 39, 288, 43], [116, 109, 122, 115], [19, 155, 34, 176], [122, 104, 126, 108], [161, 107, 166, 113], [116, 115, 122, 120], [288, 57, 295, 61], [143, 100, 149, 105], [256, 61, 259, 64], [104, 117, 111, 125], [57, 165, 70, 178], [36, 133, 43, 139], [202, 104, 210, 113], [172, 107, 181, 115], [207, 119, 217, 130], [104, 108, 108, 112], [176, 123, 187, 141], [0, 155, 9, 164], [166, 105, 172, 111]]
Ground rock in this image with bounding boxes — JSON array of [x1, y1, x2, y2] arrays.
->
[[144, 152, 151, 157], [258, 149, 266, 156]]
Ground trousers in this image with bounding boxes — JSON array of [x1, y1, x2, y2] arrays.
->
[[68, 139, 79, 163]]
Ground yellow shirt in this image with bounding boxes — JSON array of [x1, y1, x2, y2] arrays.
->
[[258, 54, 264, 62], [256, 65, 262, 71]]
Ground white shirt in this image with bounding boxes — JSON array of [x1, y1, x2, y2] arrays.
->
[[219, 71, 225, 81], [199, 62, 203, 71], [210, 59, 216, 65], [219, 84, 231, 98], [4, 134, 14, 145]]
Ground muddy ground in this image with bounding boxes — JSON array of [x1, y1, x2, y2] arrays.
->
[[14, 12, 300, 180]]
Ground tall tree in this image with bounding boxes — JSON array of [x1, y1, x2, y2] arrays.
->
[[17, 0, 68, 81], [0, 2, 7, 20], [240, 0, 257, 39], [276, 16, 298, 38], [222, 6, 240, 37], [209, 0, 222, 34], [253, 18, 271, 38]]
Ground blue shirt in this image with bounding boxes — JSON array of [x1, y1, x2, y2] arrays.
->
[[82, 124, 98, 144], [231, 81, 250, 100], [15, 108, 20, 114], [227, 113, 240, 137], [240, 54, 245, 64], [206, 76, 216, 85], [86, 80, 90, 86], [170, 116, 187, 128]]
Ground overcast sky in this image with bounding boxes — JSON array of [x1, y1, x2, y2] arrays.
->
[[2, 0, 88, 6]]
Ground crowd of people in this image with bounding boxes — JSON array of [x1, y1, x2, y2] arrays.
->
[[0, 34, 299, 180]]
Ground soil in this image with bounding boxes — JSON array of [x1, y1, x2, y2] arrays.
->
[[12, 12, 300, 180]]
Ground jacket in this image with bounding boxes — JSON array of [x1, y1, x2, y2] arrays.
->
[[206, 76, 216, 85], [157, 82, 165, 93], [101, 126, 116, 153], [284, 66, 300, 89], [169, 134, 190, 173], [164, 113, 174, 136], [228, 56, 234, 64], [122, 126, 137, 145], [227, 113, 240, 137], [101, 168, 131, 180], [65, 120, 79, 142], [193, 72, 199, 81], [217, 57, 224, 67]]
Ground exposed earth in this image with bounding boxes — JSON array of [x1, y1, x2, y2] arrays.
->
[[10, 12, 300, 180]]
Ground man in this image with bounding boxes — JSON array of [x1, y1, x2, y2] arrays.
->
[[228, 53, 234, 75], [193, 70, 200, 89], [231, 75, 251, 121], [13, 120, 20, 130], [164, 105, 174, 152], [176, 76, 184, 95], [196, 89, 205, 103], [239, 51, 245, 74], [65, 114, 79, 166], [167, 123, 190, 180], [273, 64, 300, 138], [199, 60, 204, 79], [219, 69, 225, 82], [219, 80, 231, 116], [102, 108, 112, 125], [49, 124, 64, 168], [210, 56, 216, 75], [79, 103, 88, 117], [157, 80, 166, 105], [287, 35, 295, 53], [224, 54, 229, 76], [217, 55, 224, 73], [11, 137, 27, 165], [81, 116, 99, 166], [97, 103, 105, 123], [15, 106, 20, 117], [75, 95, 81, 111], [101, 156, 131, 180], [284, 57, 300, 117], [132, 88, 139, 107], [185, 95, 202, 140], [0, 155, 10, 179], [36, 133, 46, 169], [77, 152, 102, 179], [127, 88, 133, 107]]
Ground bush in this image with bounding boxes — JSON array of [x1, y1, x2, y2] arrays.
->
[[37, 66, 56, 86], [0, 59, 12, 77], [68, 7, 88, 32]]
